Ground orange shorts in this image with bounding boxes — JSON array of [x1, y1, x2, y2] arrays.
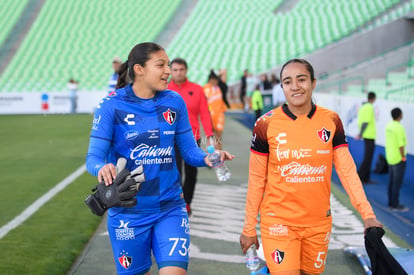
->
[[211, 112, 225, 132], [260, 220, 332, 273]]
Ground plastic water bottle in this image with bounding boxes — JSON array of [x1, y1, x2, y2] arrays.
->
[[245, 245, 260, 272], [207, 145, 231, 182]]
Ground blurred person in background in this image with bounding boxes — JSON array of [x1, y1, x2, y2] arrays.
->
[[218, 68, 230, 108], [385, 107, 408, 212], [251, 84, 263, 120], [259, 73, 272, 91], [67, 78, 78, 114], [240, 58, 382, 274], [86, 42, 233, 275], [203, 70, 227, 150], [270, 73, 279, 87], [357, 91, 377, 184], [168, 57, 214, 215], [245, 72, 258, 112], [272, 76, 286, 107], [108, 56, 122, 93], [240, 69, 248, 111]]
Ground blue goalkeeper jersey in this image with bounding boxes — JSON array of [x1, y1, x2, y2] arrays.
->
[[86, 84, 207, 214]]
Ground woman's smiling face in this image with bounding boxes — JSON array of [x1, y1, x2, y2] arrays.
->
[[281, 62, 316, 115], [137, 50, 171, 92]]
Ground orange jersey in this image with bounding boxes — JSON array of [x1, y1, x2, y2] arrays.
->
[[203, 83, 227, 115], [243, 104, 375, 235]]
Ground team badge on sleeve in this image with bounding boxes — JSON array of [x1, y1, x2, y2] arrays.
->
[[163, 108, 176, 125], [317, 128, 331, 143]]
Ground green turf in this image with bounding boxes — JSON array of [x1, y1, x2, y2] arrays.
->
[[0, 114, 92, 225], [0, 114, 102, 274]]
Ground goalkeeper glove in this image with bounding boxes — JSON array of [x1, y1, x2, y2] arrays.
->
[[85, 158, 145, 216]]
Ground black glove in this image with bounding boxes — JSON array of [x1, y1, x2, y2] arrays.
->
[[85, 158, 145, 216]]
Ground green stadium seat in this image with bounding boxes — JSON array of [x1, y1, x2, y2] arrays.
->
[[0, 0, 29, 47], [167, 0, 403, 85], [0, 0, 410, 92], [0, 0, 181, 92]]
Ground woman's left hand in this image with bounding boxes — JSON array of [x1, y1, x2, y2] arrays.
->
[[363, 217, 383, 233], [204, 150, 235, 167]]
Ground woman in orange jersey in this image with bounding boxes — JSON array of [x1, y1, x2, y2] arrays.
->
[[203, 70, 228, 150], [239, 59, 382, 275]]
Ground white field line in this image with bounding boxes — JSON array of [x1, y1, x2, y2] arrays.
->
[[0, 164, 86, 239]]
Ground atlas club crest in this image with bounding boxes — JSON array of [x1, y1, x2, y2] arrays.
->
[[163, 108, 176, 125], [317, 127, 331, 143], [118, 253, 132, 269], [272, 249, 285, 264]]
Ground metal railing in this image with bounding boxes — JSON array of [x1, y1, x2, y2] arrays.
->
[[315, 76, 365, 94], [385, 82, 414, 100]]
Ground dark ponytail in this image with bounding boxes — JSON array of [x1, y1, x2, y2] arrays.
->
[[116, 61, 129, 89], [116, 42, 165, 89], [208, 69, 219, 82]]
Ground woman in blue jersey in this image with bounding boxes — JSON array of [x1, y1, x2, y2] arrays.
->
[[86, 42, 233, 275]]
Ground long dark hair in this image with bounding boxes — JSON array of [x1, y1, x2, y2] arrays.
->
[[116, 42, 165, 89]]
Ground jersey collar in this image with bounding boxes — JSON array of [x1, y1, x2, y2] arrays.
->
[[282, 102, 316, 120], [124, 83, 160, 101]]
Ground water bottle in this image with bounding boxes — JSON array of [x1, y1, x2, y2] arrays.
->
[[207, 145, 231, 182], [245, 244, 260, 272]]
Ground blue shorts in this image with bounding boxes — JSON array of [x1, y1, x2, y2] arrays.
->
[[107, 205, 190, 275]]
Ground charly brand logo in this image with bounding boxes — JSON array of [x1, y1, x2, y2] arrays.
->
[[124, 130, 139, 140], [124, 114, 135, 125], [163, 108, 176, 125], [118, 250, 132, 269], [115, 220, 135, 240], [317, 127, 331, 143], [275, 132, 287, 145]]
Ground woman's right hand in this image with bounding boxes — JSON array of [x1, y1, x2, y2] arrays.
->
[[98, 163, 117, 186], [239, 233, 259, 254]]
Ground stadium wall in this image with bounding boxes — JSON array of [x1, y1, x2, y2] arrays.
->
[[313, 93, 414, 155], [314, 93, 414, 187], [0, 91, 105, 114]]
